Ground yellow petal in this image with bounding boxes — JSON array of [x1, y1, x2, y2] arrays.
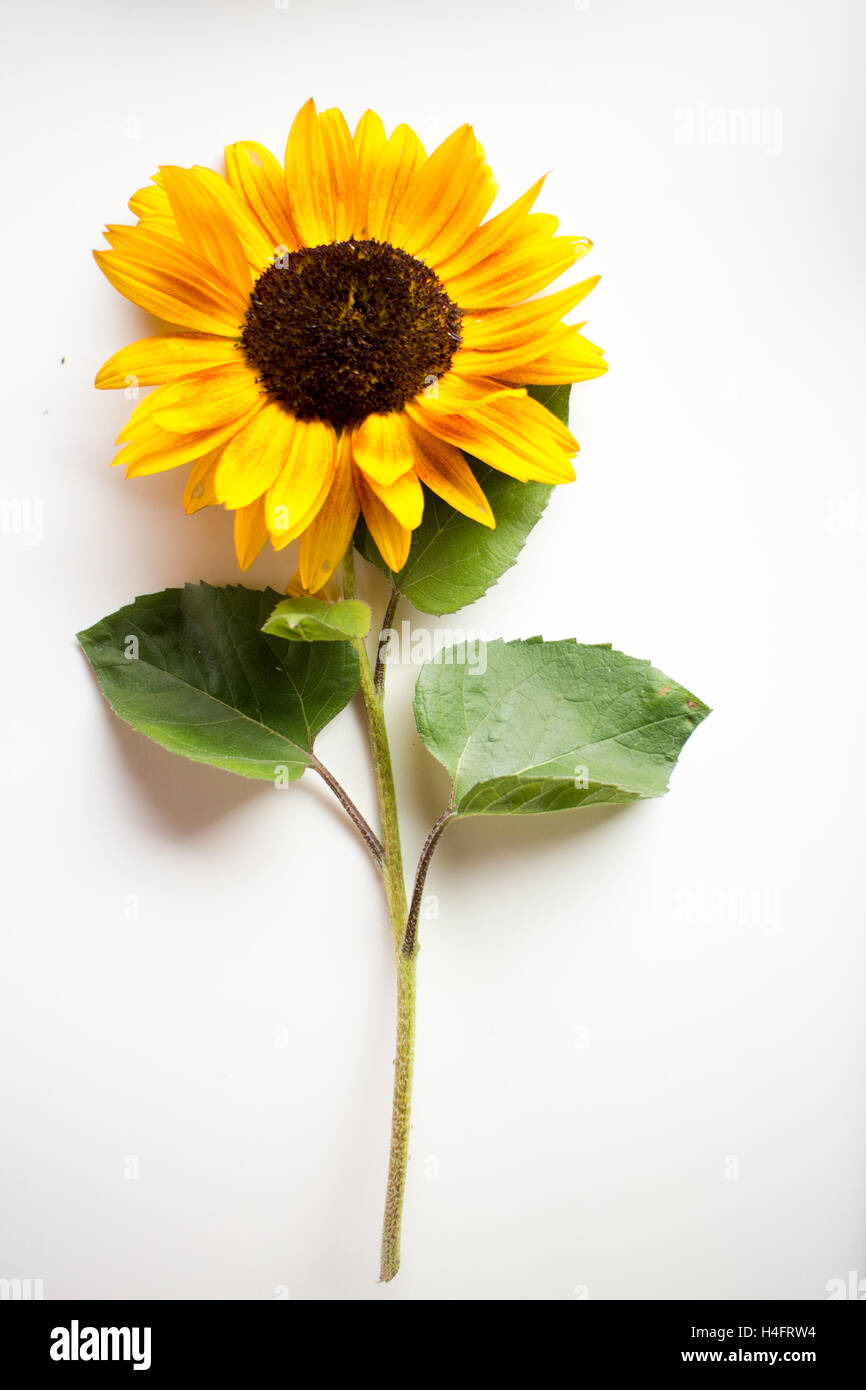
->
[[363, 122, 426, 242], [158, 166, 254, 291], [407, 391, 577, 484], [493, 328, 609, 385], [405, 421, 494, 527], [354, 468, 413, 572], [350, 411, 417, 487], [284, 98, 358, 245], [298, 431, 359, 589], [460, 277, 601, 351], [266, 418, 338, 547], [95, 335, 238, 389], [445, 229, 591, 309], [389, 125, 497, 267], [214, 400, 296, 508], [128, 180, 178, 238], [358, 462, 424, 530], [234, 497, 269, 570], [434, 176, 545, 281], [352, 109, 387, 238], [225, 140, 299, 256], [183, 452, 221, 513], [117, 406, 262, 477], [147, 363, 262, 433], [95, 224, 247, 336]]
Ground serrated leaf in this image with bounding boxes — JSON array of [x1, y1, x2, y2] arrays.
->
[[77, 583, 360, 781], [414, 638, 709, 815], [262, 595, 371, 643], [355, 384, 571, 615]]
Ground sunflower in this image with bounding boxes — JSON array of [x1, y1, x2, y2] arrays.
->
[[94, 99, 607, 588]]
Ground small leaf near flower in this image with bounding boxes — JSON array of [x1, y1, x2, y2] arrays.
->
[[262, 595, 371, 643]]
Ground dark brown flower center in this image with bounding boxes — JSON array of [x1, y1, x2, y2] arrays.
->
[[240, 238, 462, 428]]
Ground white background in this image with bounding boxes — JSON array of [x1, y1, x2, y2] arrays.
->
[[1, 0, 864, 1301]]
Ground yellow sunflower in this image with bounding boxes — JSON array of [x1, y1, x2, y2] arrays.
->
[[94, 99, 607, 588]]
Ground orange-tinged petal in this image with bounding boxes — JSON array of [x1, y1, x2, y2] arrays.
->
[[284, 98, 358, 245], [493, 328, 608, 385], [234, 497, 269, 570], [147, 363, 262, 433], [95, 335, 239, 389], [214, 400, 296, 508], [350, 411, 417, 487], [128, 180, 178, 238], [434, 176, 546, 281], [359, 462, 424, 530], [184, 452, 221, 513], [364, 122, 426, 241], [225, 140, 299, 255], [460, 277, 601, 351], [95, 224, 248, 335], [416, 371, 526, 416], [182, 164, 276, 272], [116, 406, 261, 476], [158, 166, 254, 291], [445, 230, 592, 309], [408, 391, 577, 484], [406, 421, 494, 527], [266, 418, 338, 547], [389, 124, 497, 267], [354, 468, 413, 572], [298, 431, 359, 589], [352, 109, 387, 238]]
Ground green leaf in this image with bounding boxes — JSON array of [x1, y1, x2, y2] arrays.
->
[[355, 384, 571, 615], [262, 595, 371, 643], [77, 583, 360, 782], [414, 638, 710, 815]]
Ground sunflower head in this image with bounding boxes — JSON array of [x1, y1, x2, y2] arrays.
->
[[95, 99, 607, 589]]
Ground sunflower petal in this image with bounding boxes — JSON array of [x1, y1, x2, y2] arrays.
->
[[117, 406, 263, 477], [147, 363, 262, 433], [445, 229, 592, 309], [183, 452, 221, 513], [284, 98, 358, 245], [406, 421, 494, 527], [434, 176, 546, 281], [95, 224, 247, 335], [354, 469, 413, 572], [266, 418, 338, 547], [352, 109, 387, 238], [493, 328, 609, 384], [234, 497, 269, 570], [350, 411, 419, 487], [225, 140, 298, 256], [95, 335, 239, 389], [158, 166, 254, 291], [359, 463, 424, 530], [460, 277, 601, 351], [363, 122, 427, 242], [389, 124, 497, 267], [407, 391, 577, 484], [298, 431, 359, 589], [214, 400, 296, 508]]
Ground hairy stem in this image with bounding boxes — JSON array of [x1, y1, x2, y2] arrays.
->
[[309, 754, 383, 866], [342, 547, 414, 1282], [401, 810, 453, 957], [374, 587, 400, 695]]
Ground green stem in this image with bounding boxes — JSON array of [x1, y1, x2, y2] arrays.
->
[[342, 547, 415, 1283]]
